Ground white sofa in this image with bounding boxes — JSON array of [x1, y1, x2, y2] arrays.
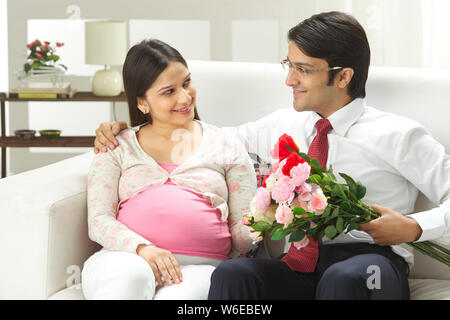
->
[[1, 60, 449, 300]]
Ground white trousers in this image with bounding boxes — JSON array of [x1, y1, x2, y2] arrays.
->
[[81, 249, 220, 300]]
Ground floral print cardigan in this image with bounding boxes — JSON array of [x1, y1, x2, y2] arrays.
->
[[87, 120, 257, 258]]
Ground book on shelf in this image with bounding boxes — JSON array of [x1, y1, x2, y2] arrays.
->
[[8, 89, 77, 99], [10, 82, 72, 94]]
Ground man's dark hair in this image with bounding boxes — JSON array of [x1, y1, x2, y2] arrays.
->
[[288, 11, 370, 100], [122, 39, 200, 127]]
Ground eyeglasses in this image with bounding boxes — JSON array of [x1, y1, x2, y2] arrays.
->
[[281, 59, 343, 76]]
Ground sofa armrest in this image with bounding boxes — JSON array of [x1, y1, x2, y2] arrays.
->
[[0, 152, 100, 299]]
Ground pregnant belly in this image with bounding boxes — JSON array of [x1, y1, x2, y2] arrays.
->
[[116, 184, 231, 260]]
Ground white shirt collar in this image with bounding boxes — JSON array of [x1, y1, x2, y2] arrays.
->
[[306, 98, 365, 137]]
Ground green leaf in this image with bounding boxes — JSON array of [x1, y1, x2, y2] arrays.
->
[[31, 60, 43, 69], [294, 217, 310, 228], [289, 229, 306, 242], [271, 228, 289, 241], [331, 207, 340, 218], [298, 152, 310, 162], [252, 221, 271, 231], [339, 173, 357, 194], [293, 206, 306, 216], [311, 158, 320, 168], [331, 185, 347, 200], [321, 206, 332, 218], [324, 225, 337, 239], [322, 175, 331, 185], [310, 158, 325, 175], [356, 182, 366, 200], [309, 174, 322, 184], [336, 217, 344, 233], [329, 172, 338, 183], [341, 201, 352, 212]]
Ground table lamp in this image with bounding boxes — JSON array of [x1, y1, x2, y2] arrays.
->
[[85, 20, 127, 96]]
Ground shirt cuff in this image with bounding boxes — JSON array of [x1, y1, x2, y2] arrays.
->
[[408, 208, 447, 242]]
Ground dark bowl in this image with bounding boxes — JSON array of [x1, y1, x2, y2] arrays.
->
[[15, 129, 36, 140]]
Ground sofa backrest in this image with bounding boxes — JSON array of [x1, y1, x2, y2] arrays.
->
[[189, 60, 450, 153], [188, 60, 450, 279]]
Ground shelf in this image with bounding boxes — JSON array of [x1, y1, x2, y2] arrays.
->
[[0, 136, 95, 147], [0, 91, 119, 178], [0, 91, 127, 102]]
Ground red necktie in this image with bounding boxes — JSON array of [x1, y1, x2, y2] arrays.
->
[[281, 118, 333, 273]]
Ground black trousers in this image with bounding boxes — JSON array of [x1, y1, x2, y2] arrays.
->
[[208, 243, 410, 300]]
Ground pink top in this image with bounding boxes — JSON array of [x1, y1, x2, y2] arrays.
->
[[116, 161, 232, 260], [87, 120, 257, 258]]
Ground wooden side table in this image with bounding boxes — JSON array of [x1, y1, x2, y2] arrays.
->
[[0, 91, 127, 178]]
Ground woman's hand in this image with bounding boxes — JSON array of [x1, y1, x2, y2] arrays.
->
[[136, 244, 183, 287], [94, 121, 128, 154]]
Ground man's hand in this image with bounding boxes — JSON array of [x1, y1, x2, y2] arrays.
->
[[94, 121, 128, 154], [358, 204, 423, 245]]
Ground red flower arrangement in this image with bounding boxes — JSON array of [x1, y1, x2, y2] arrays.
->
[[23, 39, 67, 74]]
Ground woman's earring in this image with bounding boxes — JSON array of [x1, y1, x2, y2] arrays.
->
[[139, 105, 147, 114]]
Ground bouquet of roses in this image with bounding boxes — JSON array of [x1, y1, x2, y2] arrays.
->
[[243, 134, 450, 267]]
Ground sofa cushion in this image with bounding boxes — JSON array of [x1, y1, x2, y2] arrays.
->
[[48, 285, 85, 300], [409, 279, 450, 300], [49, 280, 450, 300]]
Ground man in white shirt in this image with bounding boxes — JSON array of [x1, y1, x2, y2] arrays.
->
[[93, 12, 450, 299]]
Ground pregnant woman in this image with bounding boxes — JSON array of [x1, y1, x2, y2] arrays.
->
[[81, 39, 257, 300]]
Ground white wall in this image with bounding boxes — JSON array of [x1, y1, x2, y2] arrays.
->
[[0, 0, 8, 174], [0, 0, 7, 90], [4, 0, 450, 175]]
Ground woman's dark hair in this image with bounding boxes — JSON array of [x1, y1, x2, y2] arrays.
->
[[122, 39, 200, 127], [288, 11, 370, 100]]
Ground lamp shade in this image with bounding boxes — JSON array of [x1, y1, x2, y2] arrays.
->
[[85, 20, 127, 65]]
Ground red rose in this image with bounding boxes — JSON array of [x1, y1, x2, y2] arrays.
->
[[281, 152, 306, 176], [270, 134, 300, 160]]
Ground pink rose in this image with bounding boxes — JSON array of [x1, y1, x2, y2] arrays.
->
[[254, 187, 271, 212], [276, 159, 287, 176], [241, 216, 252, 226], [249, 231, 263, 244], [293, 236, 310, 250], [295, 182, 312, 201], [290, 162, 311, 187], [272, 176, 294, 204], [275, 204, 294, 227], [291, 197, 309, 213], [308, 187, 328, 215]]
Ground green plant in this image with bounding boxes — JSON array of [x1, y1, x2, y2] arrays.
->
[[23, 39, 67, 73]]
